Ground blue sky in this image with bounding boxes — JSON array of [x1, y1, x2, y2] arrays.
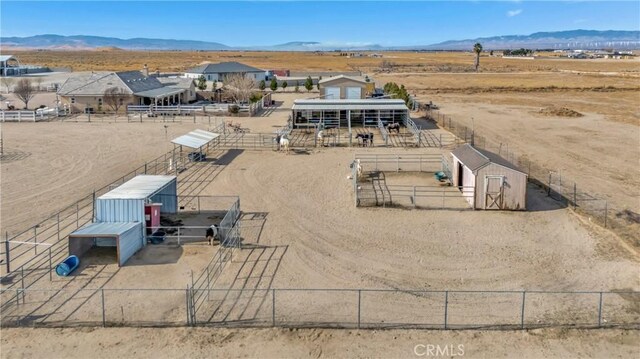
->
[[1, 1, 639, 46]]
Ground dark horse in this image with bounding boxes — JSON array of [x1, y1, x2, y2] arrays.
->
[[387, 122, 401, 133], [355, 133, 374, 147]]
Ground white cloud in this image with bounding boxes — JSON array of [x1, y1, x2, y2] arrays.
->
[[507, 9, 523, 17]]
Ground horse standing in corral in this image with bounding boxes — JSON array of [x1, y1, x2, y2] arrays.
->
[[355, 133, 373, 147], [275, 135, 290, 154], [387, 122, 401, 134]]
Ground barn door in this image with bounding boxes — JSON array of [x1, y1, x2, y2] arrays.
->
[[484, 176, 505, 210]]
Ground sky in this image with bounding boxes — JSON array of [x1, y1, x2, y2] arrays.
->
[[1, 1, 639, 46]]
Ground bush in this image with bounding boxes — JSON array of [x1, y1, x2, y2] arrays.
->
[[249, 92, 263, 103], [228, 105, 240, 114]]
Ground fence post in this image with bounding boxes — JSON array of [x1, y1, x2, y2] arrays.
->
[[185, 287, 191, 326], [34, 227, 38, 255], [177, 227, 181, 246], [357, 289, 361, 329], [413, 186, 417, 208], [272, 289, 276, 327], [520, 291, 526, 329], [101, 289, 106, 327], [92, 191, 96, 221], [547, 173, 552, 196], [444, 291, 449, 329], [5, 232, 10, 273], [21, 267, 25, 301], [48, 247, 52, 281], [198, 197, 201, 214], [598, 292, 603, 327]]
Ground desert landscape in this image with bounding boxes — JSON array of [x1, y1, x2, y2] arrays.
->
[[1, 46, 639, 358]]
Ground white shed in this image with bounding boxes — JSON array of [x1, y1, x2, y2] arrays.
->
[[451, 144, 528, 210]]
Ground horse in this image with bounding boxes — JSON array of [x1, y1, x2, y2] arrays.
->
[[387, 123, 401, 134], [356, 133, 374, 147], [206, 224, 219, 245], [317, 130, 324, 147], [275, 135, 290, 154]]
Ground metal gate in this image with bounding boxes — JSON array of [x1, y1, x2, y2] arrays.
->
[[484, 175, 504, 210]]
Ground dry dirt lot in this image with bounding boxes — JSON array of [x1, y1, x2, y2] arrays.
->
[[1, 53, 639, 357], [2, 327, 639, 359]]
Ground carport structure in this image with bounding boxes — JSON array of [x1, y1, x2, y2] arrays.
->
[[171, 129, 220, 167], [291, 99, 408, 130], [68, 222, 142, 267]]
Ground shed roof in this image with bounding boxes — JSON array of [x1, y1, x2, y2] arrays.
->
[[99, 175, 176, 200], [318, 75, 368, 84], [451, 144, 525, 174], [186, 61, 264, 74], [70, 222, 141, 237], [0, 55, 17, 62], [292, 99, 408, 111], [171, 129, 220, 149]]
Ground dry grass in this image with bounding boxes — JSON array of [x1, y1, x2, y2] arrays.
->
[[7, 49, 640, 73]]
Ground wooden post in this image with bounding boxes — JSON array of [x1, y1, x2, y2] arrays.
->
[[357, 290, 361, 329], [5, 232, 10, 273], [598, 292, 603, 327], [444, 291, 449, 329], [521, 291, 526, 329], [272, 289, 276, 327], [101, 289, 106, 327]]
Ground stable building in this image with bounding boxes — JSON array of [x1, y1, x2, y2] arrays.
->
[[184, 61, 266, 82], [451, 144, 528, 210], [68, 175, 177, 266], [318, 75, 373, 99], [291, 98, 408, 129]]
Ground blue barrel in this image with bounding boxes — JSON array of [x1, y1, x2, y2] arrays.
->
[[55, 255, 80, 277]]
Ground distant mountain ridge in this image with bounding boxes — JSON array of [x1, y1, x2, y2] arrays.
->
[[1, 30, 639, 51]]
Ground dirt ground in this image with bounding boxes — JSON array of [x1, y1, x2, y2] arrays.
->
[[1, 63, 639, 356], [2, 327, 639, 359]]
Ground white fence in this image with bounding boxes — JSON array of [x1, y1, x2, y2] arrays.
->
[[127, 105, 205, 115], [0, 110, 60, 122]]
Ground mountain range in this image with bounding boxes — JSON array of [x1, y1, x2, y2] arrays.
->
[[1, 30, 639, 51]]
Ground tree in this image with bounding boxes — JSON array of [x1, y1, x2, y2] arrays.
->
[[0, 77, 15, 93], [211, 81, 217, 91], [317, 76, 322, 90], [13, 78, 36, 109], [282, 81, 288, 92], [258, 80, 266, 91], [223, 73, 256, 104], [304, 76, 313, 92], [270, 78, 278, 91], [197, 75, 207, 90], [103, 87, 129, 113], [473, 42, 483, 72], [294, 81, 300, 93]]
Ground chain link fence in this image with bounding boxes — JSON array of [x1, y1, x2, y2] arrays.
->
[[427, 109, 638, 246], [1, 287, 637, 329]]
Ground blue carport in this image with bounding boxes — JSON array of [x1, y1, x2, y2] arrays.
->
[[68, 222, 143, 267]]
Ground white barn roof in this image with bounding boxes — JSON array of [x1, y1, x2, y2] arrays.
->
[[71, 222, 141, 237], [171, 129, 220, 149], [292, 99, 408, 111], [99, 175, 176, 200]]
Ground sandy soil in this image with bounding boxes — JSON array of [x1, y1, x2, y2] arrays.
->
[[0, 121, 217, 233], [1, 89, 638, 357], [2, 327, 639, 359]]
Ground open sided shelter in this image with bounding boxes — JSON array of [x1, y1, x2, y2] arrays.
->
[[68, 175, 177, 266], [451, 144, 528, 210], [291, 99, 408, 129], [68, 222, 143, 266]]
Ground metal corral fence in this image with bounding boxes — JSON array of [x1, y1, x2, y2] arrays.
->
[[427, 109, 637, 244], [1, 287, 637, 329], [352, 153, 473, 209]]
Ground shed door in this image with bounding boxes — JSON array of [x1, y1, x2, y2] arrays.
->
[[346, 87, 362, 99], [484, 176, 505, 210], [325, 87, 340, 99]]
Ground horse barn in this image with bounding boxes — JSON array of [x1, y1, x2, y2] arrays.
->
[[68, 175, 178, 266], [291, 99, 409, 129], [451, 144, 528, 210]]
